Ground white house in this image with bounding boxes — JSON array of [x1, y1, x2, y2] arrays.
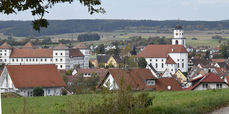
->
[[0, 64, 66, 96], [0, 42, 89, 70], [136, 25, 188, 75], [188, 72, 229, 90]]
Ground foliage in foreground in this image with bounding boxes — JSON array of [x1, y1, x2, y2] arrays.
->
[[2, 89, 229, 114]]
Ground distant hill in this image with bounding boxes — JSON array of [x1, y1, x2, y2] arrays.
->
[[0, 19, 229, 37]]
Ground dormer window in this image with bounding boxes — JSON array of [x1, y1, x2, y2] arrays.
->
[[146, 80, 155, 86]]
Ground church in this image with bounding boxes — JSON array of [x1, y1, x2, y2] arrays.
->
[[0, 42, 89, 70], [136, 25, 188, 77]]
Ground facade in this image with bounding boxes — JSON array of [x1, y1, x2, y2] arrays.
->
[[137, 26, 188, 75], [0, 42, 89, 70], [188, 72, 229, 90], [0, 64, 66, 96]]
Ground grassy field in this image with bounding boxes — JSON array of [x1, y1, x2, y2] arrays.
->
[[2, 89, 229, 114]]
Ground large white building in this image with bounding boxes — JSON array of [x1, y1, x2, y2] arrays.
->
[[0, 42, 89, 70], [137, 25, 188, 77]]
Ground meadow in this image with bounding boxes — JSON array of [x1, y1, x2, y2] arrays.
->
[[2, 89, 229, 114]]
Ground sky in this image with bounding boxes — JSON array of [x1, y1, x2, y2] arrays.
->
[[0, 0, 229, 21]]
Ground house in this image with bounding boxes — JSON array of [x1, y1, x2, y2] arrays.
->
[[174, 69, 187, 83], [136, 25, 188, 75], [0, 42, 89, 70], [187, 72, 229, 90], [99, 68, 182, 91], [96, 55, 122, 68], [0, 64, 66, 96]]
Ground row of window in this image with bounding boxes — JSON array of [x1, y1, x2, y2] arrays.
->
[[202, 83, 223, 89], [150, 59, 184, 62], [153, 63, 185, 69], [10, 58, 65, 62], [0, 50, 7, 52]]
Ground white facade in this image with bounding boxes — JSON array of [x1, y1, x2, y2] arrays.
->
[[193, 83, 228, 90], [0, 45, 89, 70], [102, 73, 119, 90], [0, 68, 63, 96], [172, 27, 186, 47]]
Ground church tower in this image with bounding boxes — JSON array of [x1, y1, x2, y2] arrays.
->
[[172, 25, 186, 47]]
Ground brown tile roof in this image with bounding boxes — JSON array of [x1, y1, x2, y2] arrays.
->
[[100, 68, 157, 90], [165, 55, 176, 64], [155, 78, 182, 91], [53, 43, 68, 50], [69, 49, 84, 57], [73, 43, 86, 49], [6, 64, 66, 88], [10, 48, 53, 58], [76, 68, 108, 82], [189, 72, 227, 90], [136, 45, 187, 58], [212, 59, 225, 62], [23, 42, 35, 49], [0, 42, 12, 49]]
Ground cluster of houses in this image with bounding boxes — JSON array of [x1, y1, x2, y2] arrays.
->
[[0, 25, 228, 97]]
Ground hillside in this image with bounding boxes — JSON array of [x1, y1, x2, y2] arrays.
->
[[1, 20, 229, 37]]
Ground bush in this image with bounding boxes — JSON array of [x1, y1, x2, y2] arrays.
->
[[65, 70, 72, 75], [33, 87, 44, 96], [61, 88, 67, 95]]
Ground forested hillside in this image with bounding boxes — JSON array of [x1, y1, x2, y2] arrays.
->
[[0, 20, 229, 37]]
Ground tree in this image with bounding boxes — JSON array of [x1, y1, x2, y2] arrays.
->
[[205, 50, 210, 59], [78, 33, 100, 42], [130, 46, 137, 55], [138, 57, 147, 68], [33, 87, 44, 96], [96, 44, 105, 54], [0, 0, 105, 31]]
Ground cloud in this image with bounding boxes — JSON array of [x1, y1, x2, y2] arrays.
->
[[197, 0, 229, 4]]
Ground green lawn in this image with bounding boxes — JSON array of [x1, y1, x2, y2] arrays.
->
[[2, 89, 229, 114]]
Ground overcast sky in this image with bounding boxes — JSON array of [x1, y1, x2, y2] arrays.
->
[[0, 0, 228, 21]]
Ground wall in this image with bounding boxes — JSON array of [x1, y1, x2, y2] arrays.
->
[[194, 83, 229, 90], [103, 73, 119, 90]]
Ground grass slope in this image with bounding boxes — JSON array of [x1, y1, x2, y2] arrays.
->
[[2, 89, 229, 114]]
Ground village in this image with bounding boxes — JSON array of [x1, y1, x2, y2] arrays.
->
[[0, 25, 228, 97]]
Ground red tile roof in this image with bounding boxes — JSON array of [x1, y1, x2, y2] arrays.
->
[[76, 68, 108, 82], [10, 48, 53, 58], [165, 55, 176, 64], [136, 45, 187, 58], [69, 49, 84, 57], [101, 68, 157, 90], [155, 78, 182, 91], [211, 59, 225, 62], [6, 64, 66, 88], [189, 72, 226, 90], [23, 42, 35, 49], [0, 42, 12, 49], [73, 43, 86, 49]]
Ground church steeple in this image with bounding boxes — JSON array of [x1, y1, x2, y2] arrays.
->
[[172, 25, 186, 47]]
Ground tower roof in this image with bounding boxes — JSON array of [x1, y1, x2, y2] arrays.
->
[[23, 42, 35, 49], [0, 42, 12, 49], [175, 25, 183, 30], [53, 43, 68, 50]]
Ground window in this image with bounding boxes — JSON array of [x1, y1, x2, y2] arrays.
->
[[182, 59, 184, 61], [4, 50, 6, 52], [171, 69, 173, 71], [60, 65, 62, 68], [162, 63, 164, 68], [12, 59, 14, 62], [156, 63, 158, 68], [177, 59, 179, 61], [4, 53, 6, 56], [60, 59, 63, 62], [21, 59, 23, 61], [202, 83, 208, 88], [4, 59, 6, 62], [176, 33, 178, 35], [150, 59, 152, 62], [41, 59, 43, 62], [156, 59, 158, 62], [50, 59, 52, 62], [26, 59, 28, 62], [48, 89, 50, 94], [146, 80, 155, 86], [55, 53, 58, 55], [60, 53, 63, 55], [36, 59, 38, 61], [33, 59, 35, 61], [45, 59, 47, 61], [16, 59, 18, 62], [177, 63, 179, 68], [216, 83, 222, 88], [56, 59, 58, 62], [29, 59, 31, 61], [162, 59, 163, 62], [182, 63, 184, 68]]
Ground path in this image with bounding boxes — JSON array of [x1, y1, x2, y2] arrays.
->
[[210, 106, 229, 114]]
